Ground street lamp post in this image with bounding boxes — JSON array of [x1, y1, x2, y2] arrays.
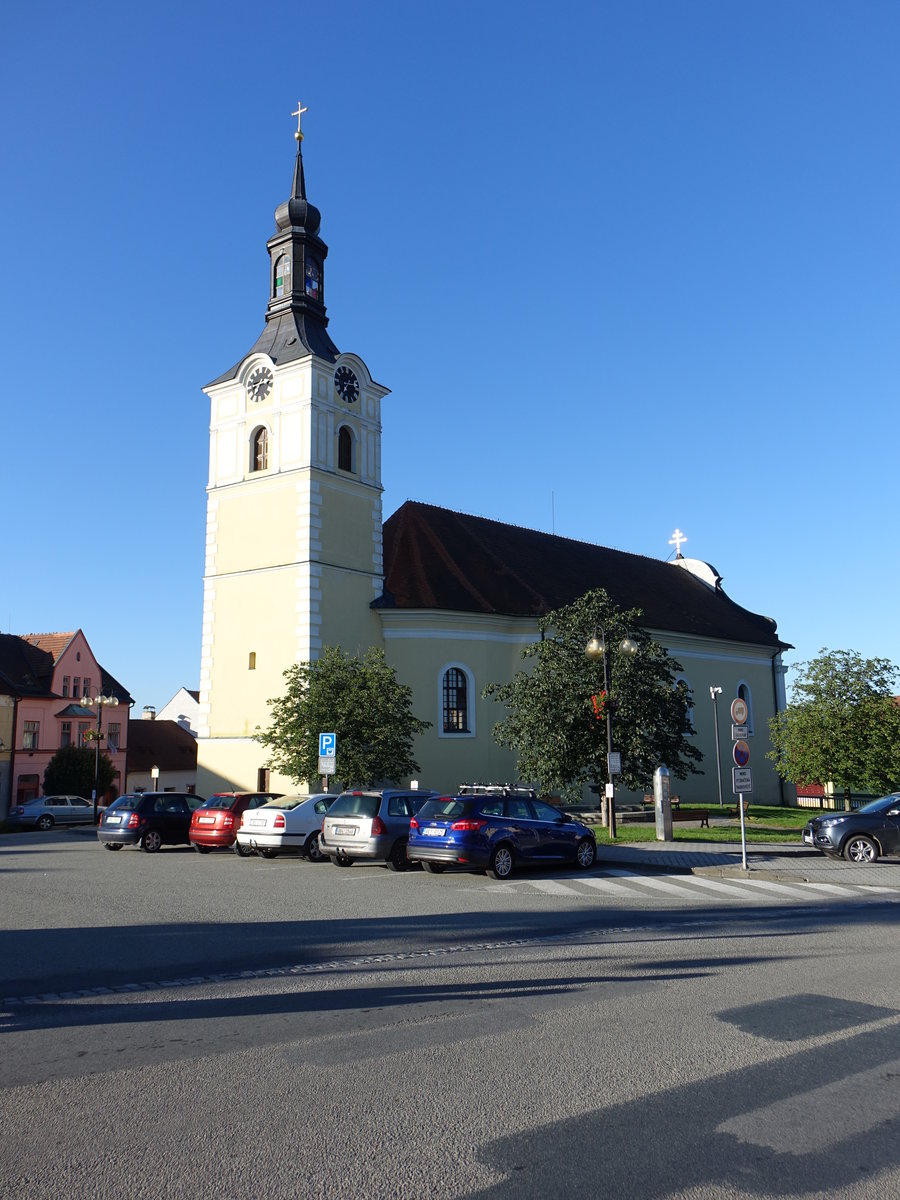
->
[[709, 686, 724, 808], [585, 629, 637, 841], [83, 693, 120, 823]]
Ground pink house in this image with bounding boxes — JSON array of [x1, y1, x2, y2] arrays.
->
[[0, 631, 132, 815]]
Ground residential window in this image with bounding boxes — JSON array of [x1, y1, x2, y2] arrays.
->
[[737, 683, 755, 734], [78, 723, 90, 747], [257, 768, 270, 791], [83, 677, 91, 699], [73, 677, 80, 699], [338, 426, 353, 472], [23, 721, 39, 750], [107, 723, 121, 753], [62, 675, 70, 697], [251, 427, 268, 472], [60, 722, 72, 748], [442, 668, 469, 733]]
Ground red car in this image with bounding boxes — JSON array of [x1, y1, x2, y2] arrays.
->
[[190, 792, 283, 855]]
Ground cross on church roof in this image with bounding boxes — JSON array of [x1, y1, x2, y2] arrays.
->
[[292, 101, 308, 142], [669, 528, 688, 557]]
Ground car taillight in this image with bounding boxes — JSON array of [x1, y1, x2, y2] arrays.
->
[[12, 806, 24, 815], [409, 817, 419, 830], [371, 816, 386, 835], [127, 813, 141, 829], [222, 814, 234, 829], [274, 813, 286, 829], [451, 819, 486, 832]]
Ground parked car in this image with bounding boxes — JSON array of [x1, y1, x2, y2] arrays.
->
[[319, 788, 438, 870], [802, 793, 900, 863], [235, 794, 336, 860], [407, 786, 597, 879], [97, 792, 205, 853], [190, 792, 283, 855], [8, 795, 94, 830]]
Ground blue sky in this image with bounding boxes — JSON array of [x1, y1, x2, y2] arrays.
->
[[3, 0, 899, 713]]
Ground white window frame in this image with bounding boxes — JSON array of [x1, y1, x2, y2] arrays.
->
[[438, 662, 476, 739]]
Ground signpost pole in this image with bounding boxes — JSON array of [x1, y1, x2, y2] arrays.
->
[[730, 699, 750, 870]]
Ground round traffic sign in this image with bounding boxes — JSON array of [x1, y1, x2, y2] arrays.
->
[[731, 698, 749, 725], [733, 739, 751, 767]]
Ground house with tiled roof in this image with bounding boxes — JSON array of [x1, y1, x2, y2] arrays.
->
[[0, 631, 132, 817], [195, 121, 792, 804]]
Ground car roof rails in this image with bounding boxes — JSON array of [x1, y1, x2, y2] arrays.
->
[[457, 783, 537, 798]]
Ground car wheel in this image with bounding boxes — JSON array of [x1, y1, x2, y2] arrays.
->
[[259, 848, 278, 859], [421, 861, 445, 874], [233, 841, 253, 858], [193, 844, 212, 854], [330, 855, 355, 867], [843, 834, 878, 864], [486, 844, 514, 880], [304, 831, 326, 862], [37, 815, 54, 831], [103, 842, 122, 851], [141, 830, 163, 853], [387, 840, 409, 871], [575, 838, 596, 870]]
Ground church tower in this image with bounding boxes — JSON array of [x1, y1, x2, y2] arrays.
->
[[196, 107, 389, 795]]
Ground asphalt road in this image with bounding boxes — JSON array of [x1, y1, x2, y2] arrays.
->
[[2, 830, 899, 1199]]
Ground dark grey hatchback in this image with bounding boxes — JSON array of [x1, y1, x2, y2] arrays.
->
[[802, 793, 900, 863], [97, 792, 205, 853]]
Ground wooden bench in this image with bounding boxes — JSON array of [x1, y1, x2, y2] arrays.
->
[[729, 797, 751, 818], [643, 794, 680, 810], [670, 808, 709, 828]]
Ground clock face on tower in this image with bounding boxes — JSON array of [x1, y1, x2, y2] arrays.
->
[[334, 365, 359, 404], [247, 366, 274, 403]]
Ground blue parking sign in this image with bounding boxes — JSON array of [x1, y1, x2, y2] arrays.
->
[[319, 732, 337, 758]]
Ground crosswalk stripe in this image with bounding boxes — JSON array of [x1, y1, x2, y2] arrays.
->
[[579, 877, 644, 897], [802, 881, 861, 895], [529, 879, 578, 895], [728, 877, 821, 899], [674, 874, 766, 898], [603, 869, 701, 896]]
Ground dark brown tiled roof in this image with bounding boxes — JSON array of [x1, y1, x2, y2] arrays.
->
[[379, 502, 788, 650], [126, 720, 198, 772], [0, 633, 55, 695]]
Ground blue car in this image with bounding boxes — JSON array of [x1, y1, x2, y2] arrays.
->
[[407, 786, 597, 879]]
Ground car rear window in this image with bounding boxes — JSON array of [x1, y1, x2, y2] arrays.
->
[[329, 794, 380, 818], [110, 795, 142, 811], [204, 796, 239, 811], [416, 798, 470, 821]]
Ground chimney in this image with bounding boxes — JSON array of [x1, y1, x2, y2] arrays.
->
[[142, 705, 156, 721]]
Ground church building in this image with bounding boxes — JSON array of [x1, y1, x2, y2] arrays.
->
[[196, 112, 791, 806]]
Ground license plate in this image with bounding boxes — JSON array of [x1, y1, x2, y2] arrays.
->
[[249, 819, 265, 827], [802, 831, 812, 844], [198, 816, 215, 824], [423, 826, 445, 837], [106, 815, 121, 825], [335, 825, 357, 836]]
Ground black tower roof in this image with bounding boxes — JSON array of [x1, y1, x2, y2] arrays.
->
[[207, 118, 338, 387]]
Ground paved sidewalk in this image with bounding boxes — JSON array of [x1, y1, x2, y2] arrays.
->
[[596, 837, 900, 888]]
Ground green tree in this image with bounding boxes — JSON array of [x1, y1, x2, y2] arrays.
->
[[768, 648, 900, 802], [256, 645, 432, 787], [484, 589, 702, 794], [43, 744, 115, 798]]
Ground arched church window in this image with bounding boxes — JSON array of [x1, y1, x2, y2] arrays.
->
[[274, 254, 291, 298], [737, 682, 754, 734], [442, 666, 470, 734], [251, 427, 268, 473], [675, 675, 694, 727], [338, 426, 354, 472]]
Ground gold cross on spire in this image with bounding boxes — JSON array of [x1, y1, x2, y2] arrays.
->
[[292, 101, 308, 142]]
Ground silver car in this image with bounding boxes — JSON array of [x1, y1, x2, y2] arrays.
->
[[9, 795, 94, 830], [319, 788, 438, 870]]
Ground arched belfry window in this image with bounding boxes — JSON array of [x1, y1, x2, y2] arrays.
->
[[274, 253, 291, 298], [440, 665, 475, 737], [251, 426, 268, 473], [737, 681, 755, 734], [338, 425, 354, 472]]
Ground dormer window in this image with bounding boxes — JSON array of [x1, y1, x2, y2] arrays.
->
[[274, 253, 291, 298]]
